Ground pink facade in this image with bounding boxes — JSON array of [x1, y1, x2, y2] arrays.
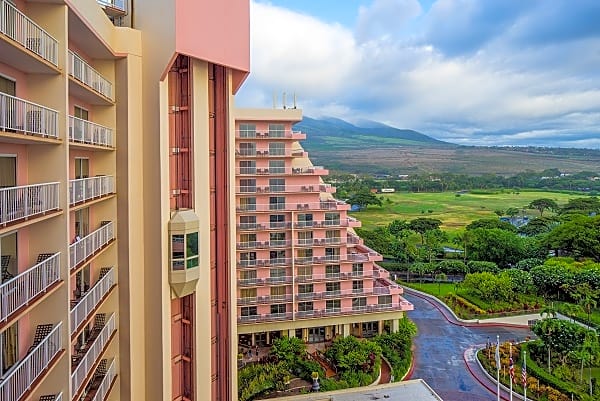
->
[[234, 113, 413, 331]]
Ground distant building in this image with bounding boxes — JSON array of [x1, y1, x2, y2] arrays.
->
[[381, 188, 396, 193]]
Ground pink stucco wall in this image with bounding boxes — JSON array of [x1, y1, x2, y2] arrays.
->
[[175, 0, 249, 86]]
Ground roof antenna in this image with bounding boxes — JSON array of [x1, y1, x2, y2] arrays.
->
[[293, 92, 297, 109], [282, 91, 287, 109]]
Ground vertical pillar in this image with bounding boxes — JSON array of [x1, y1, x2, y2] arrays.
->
[[266, 331, 271, 344], [392, 319, 400, 333], [378, 320, 384, 335], [288, 329, 295, 338], [302, 328, 308, 342], [251, 333, 256, 346], [342, 324, 350, 337], [325, 326, 332, 341]]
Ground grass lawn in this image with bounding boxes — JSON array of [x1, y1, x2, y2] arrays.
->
[[404, 282, 460, 298], [350, 190, 588, 232]]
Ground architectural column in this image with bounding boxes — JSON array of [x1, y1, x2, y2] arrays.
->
[[378, 320, 384, 335], [288, 329, 296, 338], [342, 324, 350, 337], [391, 319, 400, 333]]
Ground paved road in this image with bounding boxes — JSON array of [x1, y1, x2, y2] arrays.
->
[[404, 292, 532, 401]]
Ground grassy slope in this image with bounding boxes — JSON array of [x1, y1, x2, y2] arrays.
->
[[350, 190, 588, 231]]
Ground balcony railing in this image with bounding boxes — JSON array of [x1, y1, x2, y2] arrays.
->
[[0, 0, 59, 65], [235, 130, 306, 140], [236, 200, 348, 213], [0, 182, 60, 226], [68, 51, 113, 100], [69, 116, 114, 148], [69, 222, 114, 269], [0, 92, 59, 138], [0, 322, 62, 401], [237, 294, 293, 305], [296, 271, 373, 282], [71, 268, 115, 335], [71, 313, 116, 396], [89, 358, 116, 401], [237, 258, 292, 268], [69, 176, 115, 206], [0, 252, 60, 322], [235, 184, 332, 194], [96, 0, 127, 13], [238, 312, 292, 323]]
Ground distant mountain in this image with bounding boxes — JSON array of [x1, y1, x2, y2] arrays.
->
[[294, 116, 451, 151]]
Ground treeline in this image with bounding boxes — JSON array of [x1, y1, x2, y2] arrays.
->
[[328, 168, 600, 195]]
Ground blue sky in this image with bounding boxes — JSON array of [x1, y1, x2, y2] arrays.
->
[[236, 0, 600, 148]]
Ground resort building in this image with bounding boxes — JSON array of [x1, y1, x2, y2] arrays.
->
[[234, 108, 413, 347], [0, 1, 248, 401]]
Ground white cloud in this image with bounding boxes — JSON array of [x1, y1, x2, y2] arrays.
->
[[237, 1, 600, 148]]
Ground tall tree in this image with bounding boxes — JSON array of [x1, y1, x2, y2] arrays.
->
[[529, 198, 558, 217], [408, 217, 442, 244], [348, 189, 382, 210]]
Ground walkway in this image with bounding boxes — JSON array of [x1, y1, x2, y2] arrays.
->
[[403, 288, 533, 401]]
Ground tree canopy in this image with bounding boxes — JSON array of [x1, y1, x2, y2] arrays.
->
[[529, 198, 558, 216]]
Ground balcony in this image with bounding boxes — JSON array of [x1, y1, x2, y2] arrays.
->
[[0, 253, 60, 324], [237, 294, 293, 305], [0, 322, 63, 401], [0, 92, 59, 139], [296, 271, 373, 283], [235, 149, 293, 158], [0, 182, 60, 227], [236, 200, 349, 213], [235, 184, 333, 194], [237, 258, 292, 268], [238, 312, 292, 324], [235, 130, 306, 140], [236, 222, 267, 231], [69, 222, 114, 270], [71, 313, 116, 397], [68, 51, 113, 102], [96, 0, 127, 16], [69, 117, 114, 148], [71, 268, 116, 335], [0, 0, 59, 68], [81, 358, 116, 401], [69, 176, 115, 206]]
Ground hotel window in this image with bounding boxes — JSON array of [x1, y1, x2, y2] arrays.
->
[[239, 142, 255, 156], [297, 213, 313, 227], [269, 214, 285, 229], [240, 233, 256, 246], [326, 300, 341, 311], [239, 178, 256, 193], [239, 197, 256, 212], [270, 250, 286, 264], [325, 247, 339, 261], [378, 295, 392, 306], [352, 280, 363, 293], [0, 75, 16, 96], [269, 178, 285, 192], [269, 160, 285, 174], [270, 232, 286, 246], [326, 230, 340, 244], [352, 297, 367, 310], [239, 160, 256, 174], [269, 196, 285, 210], [240, 252, 256, 267], [269, 142, 285, 156], [271, 304, 287, 315], [297, 266, 312, 278], [326, 282, 340, 295], [239, 215, 256, 230], [74, 105, 89, 121], [298, 301, 313, 312], [270, 286, 286, 299], [270, 268, 286, 282], [297, 231, 313, 246], [298, 284, 313, 294], [297, 248, 312, 260], [239, 123, 256, 138], [325, 265, 340, 278], [268, 123, 285, 138], [324, 212, 340, 226], [352, 263, 363, 276], [241, 306, 257, 317], [240, 288, 256, 299], [240, 270, 256, 281]]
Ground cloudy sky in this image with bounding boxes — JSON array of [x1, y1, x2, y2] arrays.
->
[[235, 0, 600, 148]]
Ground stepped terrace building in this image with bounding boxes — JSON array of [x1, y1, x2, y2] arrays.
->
[[234, 108, 413, 347], [0, 1, 248, 400]]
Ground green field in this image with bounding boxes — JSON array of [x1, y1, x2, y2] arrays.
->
[[349, 190, 589, 231]]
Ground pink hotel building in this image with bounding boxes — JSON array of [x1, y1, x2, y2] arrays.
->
[[234, 108, 413, 346]]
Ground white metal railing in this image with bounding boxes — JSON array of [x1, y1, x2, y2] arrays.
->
[[69, 176, 115, 205], [236, 200, 348, 213], [241, 166, 328, 175], [71, 313, 116, 395], [0, 92, 59, 138], [235, 184, 332, 194], [0, 0, 59, 65], [0, 322, 62, 401], [69, 222, 114, 269], [0, 252, 60, 322], [235, 130, 305, 139], [70, 268, 115, 334], [68, 116, 114, 147], [0, 182, 60, 226], [96, 0, 127, 13], [68, 51, 113, 100], [91, 358, 116, 401]]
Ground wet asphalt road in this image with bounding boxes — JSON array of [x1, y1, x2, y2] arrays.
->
[[404, 292, 532, 401]]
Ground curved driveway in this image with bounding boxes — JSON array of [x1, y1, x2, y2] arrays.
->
[[403, 291, 532, 401]]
